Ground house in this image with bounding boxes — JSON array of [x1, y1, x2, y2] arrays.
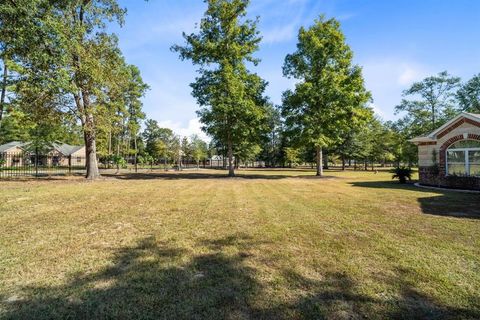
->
[[0, 141, 26, 166], [50, 143, 85, 167], [410, 112, 480, 190], [0, 141, 86, 167], [208, 155, 227, 168]]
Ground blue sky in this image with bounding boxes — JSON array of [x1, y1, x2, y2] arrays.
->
[[113, 0, 480, 139]]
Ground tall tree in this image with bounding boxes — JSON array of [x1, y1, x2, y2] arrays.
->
[[173, 0, 269, 177], [457, 74, 480, 113], [0, 0, 45, 126], [395, 71, 461, 134], [281, 16, 371, 176], [8, 1, 142, 179]]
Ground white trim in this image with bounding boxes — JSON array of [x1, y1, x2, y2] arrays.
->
[[414, 183, 480, 194], [446, 143, 480, 177], [410, 113, 480, 143], [429, 112, 480, 138]]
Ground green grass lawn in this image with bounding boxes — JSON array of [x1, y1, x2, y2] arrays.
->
[[0, 169, 479, 319]]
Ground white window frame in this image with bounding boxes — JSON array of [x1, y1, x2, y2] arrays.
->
[[446, 145, 480, 176]]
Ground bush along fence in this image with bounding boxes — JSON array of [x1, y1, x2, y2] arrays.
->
[[0, 152, 86, 178]]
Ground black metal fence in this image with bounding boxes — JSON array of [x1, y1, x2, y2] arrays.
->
[[0, 152, 86, 178], [0, 153, 268, 178]]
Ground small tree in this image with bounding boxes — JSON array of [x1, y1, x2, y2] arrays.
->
[[392, 167, 412, 184], [190, 135, 208, 169], [284, 147, 301, 168]]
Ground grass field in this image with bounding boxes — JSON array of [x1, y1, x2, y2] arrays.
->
[[0, 169, 479, 319]]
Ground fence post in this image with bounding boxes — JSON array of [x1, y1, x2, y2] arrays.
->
[[35, 148, 39, 177], [68, 155, 72, 174]]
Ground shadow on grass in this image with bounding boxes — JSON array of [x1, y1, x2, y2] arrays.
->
[[102, 171, 337, 181], [1, 234, 264, 319], [266, 267, 480, 319], [2, 234, 479, 319], [351, 181, 480, 219]]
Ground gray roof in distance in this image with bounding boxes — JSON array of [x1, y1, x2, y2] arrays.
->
[[0, 141, 25, 153], [52, 143, 84, 156]]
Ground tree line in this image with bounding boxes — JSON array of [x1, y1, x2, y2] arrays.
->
[[2, 0, 479, 178]]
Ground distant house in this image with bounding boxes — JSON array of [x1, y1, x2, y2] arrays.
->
[[50, 143, 85, 166], [208, 155, 227, 168], [410, 112, 480, 190], [0, 142, 26, 166], [0, 141, 86, 167]]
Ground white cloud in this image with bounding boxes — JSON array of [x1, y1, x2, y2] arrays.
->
[[397, 65, 427, 86], [360, 57, 433, 120], [262, 23, 299, 44], [157, 118, 209, 142], [369, 103, 385, 119]]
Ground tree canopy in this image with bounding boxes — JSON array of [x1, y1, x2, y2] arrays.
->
[[281, 16, 372, 176], [173, 0, 270, 177]]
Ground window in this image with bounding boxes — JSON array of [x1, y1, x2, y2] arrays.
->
[[446, 140, 480, 176]]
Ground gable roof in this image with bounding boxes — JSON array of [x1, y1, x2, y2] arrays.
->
[[410, 112, 480, 143], [0, 141, 84, 155], [0, 141, 26, 153], [52, 143, 84, 156]]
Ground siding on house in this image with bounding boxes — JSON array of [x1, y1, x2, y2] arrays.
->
[[417, 121, 480, 167], [411, 113, 480, 190], [0, 142, 86, 167]]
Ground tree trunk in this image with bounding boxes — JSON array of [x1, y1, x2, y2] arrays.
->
[[227, 140, 235, 177], [432, 106, 436, 131], [323, 150, 329, 169], [84, 116, 100, 179], [316, 146, 323, 176], [134, 136, 138, 173], [342, 155, 346, 171], [77, 91, 100, 180], [0, 62, 7, 124]]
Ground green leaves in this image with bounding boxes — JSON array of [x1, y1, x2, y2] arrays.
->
[[457, 73, 480, 113], [173, 0, 269, 176], [281, 16, 372, 151], [395, 71, 461, 135]]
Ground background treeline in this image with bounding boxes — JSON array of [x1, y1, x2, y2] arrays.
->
[[2, 0, 479, 178]]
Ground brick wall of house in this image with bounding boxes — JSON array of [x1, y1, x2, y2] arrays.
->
[[419, 166, 480, 190], [417, 121, 480, 190]]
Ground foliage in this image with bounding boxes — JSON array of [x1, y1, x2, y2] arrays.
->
[[281, 16, 372, 176], [111, 155, 126, 172], [173, 0, 270, 177], [142, 120, 176, 163], [258, 104, 283, 167], [190, 134, 208, 166], [391, 166, 413, 184], [1, 0, 146, 180], [284, 147, 301, 167], [457, 73, 480, 113], [395, 71, 461, 135]]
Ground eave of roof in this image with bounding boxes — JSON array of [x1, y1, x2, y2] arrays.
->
[[410, 112, 480, 143], [0, 141, 26, 153]]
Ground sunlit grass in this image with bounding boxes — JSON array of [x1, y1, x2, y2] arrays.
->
[[0, 169, 479, 319]]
